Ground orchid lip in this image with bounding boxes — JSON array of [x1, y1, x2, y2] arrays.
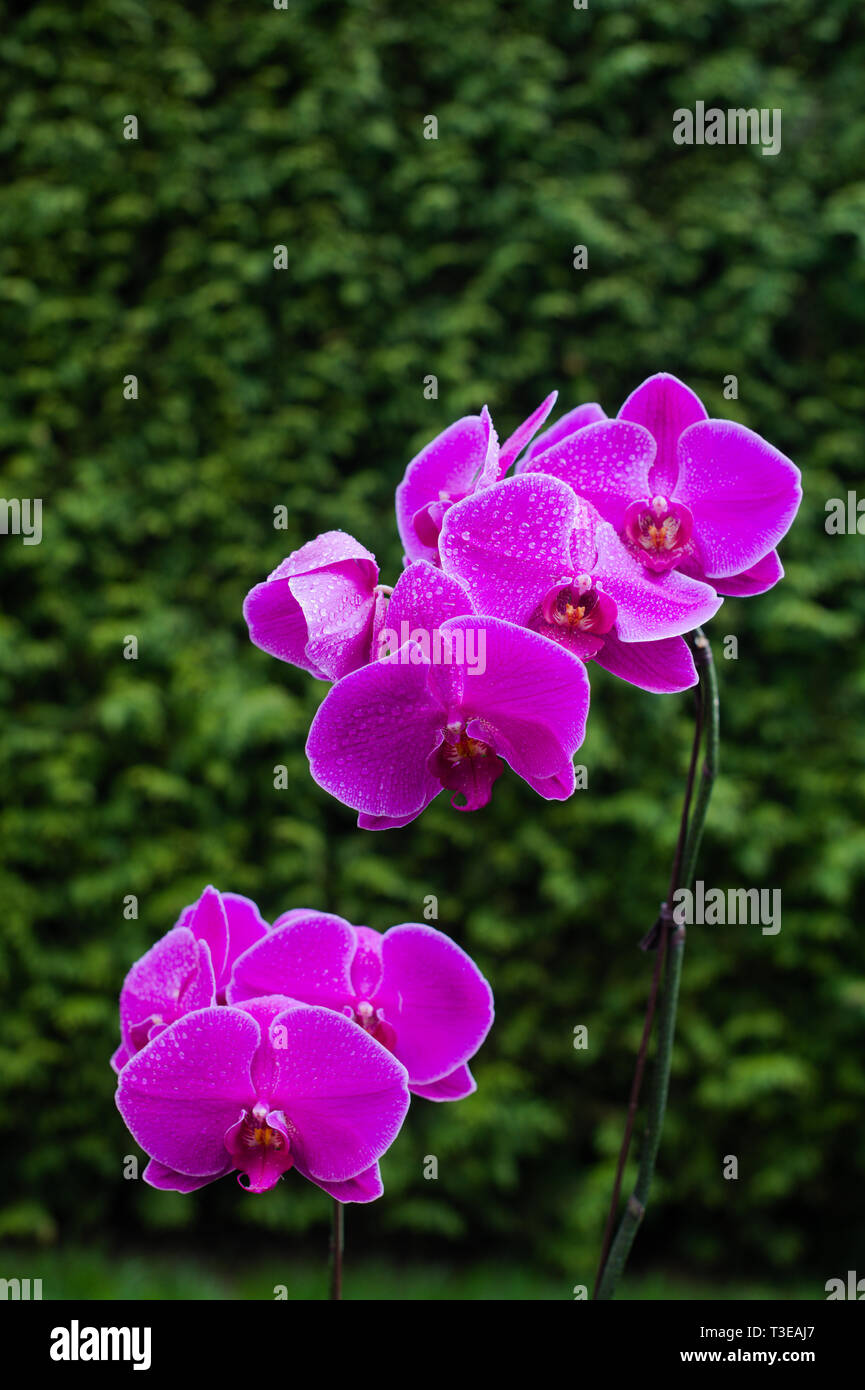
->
[[426, 719, 505, 813], [622, 497, 694, 572], [540, 578, 617, 634], [342, 999, 398, 1053]]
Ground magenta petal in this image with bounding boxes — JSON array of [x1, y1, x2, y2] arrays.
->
[[118, 926, 216, 1057], [271, 907, 321, 930], [111, 1041, 132, 1073], [521, 419, 656, 532], [235, 992, 304, 1038], [475, 405, 503, 488], [289, 562, 378, 680], [222, 893, 270, 967], [593, 631, 697, 693], [381, 561, 473, 652], [674, 419, 802, 579], [709, 549, 784, 596], [497, 391, 558, 472], [531, 623, 605, 662], [143, 1158, 230, 1192], [300, 1161, 384, 1204], [116, 1008, 259, 1177], [357, 806, 436, 830], [244, 531, 378, 679], [228, 913, 357, 1010], [618, 373, 707, 496], [350, 926, 384, 999], [267, 1006, 409, 1183], [518, 761, 578, 801], [439, 475, 585, 625], [593, 522, 722, 641], [520, 402, 608, 468], [182, 885, 230, 987], [377, 925, 493, 1086], [396, 415, 495, 563], [410, 1062, 477, 1102], [432, 617, 591, 781], [306, 651, 445, 819], [242, 578, 310, 670], [176, 941, 218, 1016], [274, 530, 377, 578]]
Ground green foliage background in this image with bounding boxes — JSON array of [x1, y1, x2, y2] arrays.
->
[[1, 0, 863, 1293]]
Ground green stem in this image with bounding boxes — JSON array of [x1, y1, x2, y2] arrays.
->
[[329, 1200, 344, 1301], [595, 629, 718, 1300], [680, 631, 719, 891]]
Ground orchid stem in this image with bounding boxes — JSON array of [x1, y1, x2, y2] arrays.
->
[[329, 1200, 344, 1301], [594, 628, 718, 1300]]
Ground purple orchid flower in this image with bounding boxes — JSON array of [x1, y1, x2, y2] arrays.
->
[[438, 474, 722, 693], [243, 530, 389, 680], [111, 885, 269, 1072], [116, 995, 410, 1201], [396, 394, 558, 565], [305, 560, 591, 829], [227, 911, 494, 1101], [521, 374, 802, 595]]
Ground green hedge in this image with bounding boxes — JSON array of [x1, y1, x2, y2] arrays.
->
[[1, 0, 863, 1285]]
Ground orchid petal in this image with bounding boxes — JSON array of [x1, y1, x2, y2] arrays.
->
[[116, 1007, 259, 1177], [439, 475, 590, 625], [300, 1161, 384, 1204], [118, 927, 216, 1057], [377, 924, 494, 1085], [708, 549, 784, 596], [228, 913, 357, 1011], [396, 415, 494, 563], [244, 532, 379, 679], [497, 391, 558, 472], [267, 1006, 409, 1183], [618, 372, 707, 496], [521, 419, 655, 531], [410, 1063, 477, 1102], [431, 616, 590, 781], [674, 419, 802, 579], [306, 649, 445, 820], [592, 631, 698, 693], [381, 561, 473, 656], [143, 1158, 231, 1192]]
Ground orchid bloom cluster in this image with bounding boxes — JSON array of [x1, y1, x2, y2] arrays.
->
[[113, 886, 493, 1202], [245, 374, 801, 829]]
